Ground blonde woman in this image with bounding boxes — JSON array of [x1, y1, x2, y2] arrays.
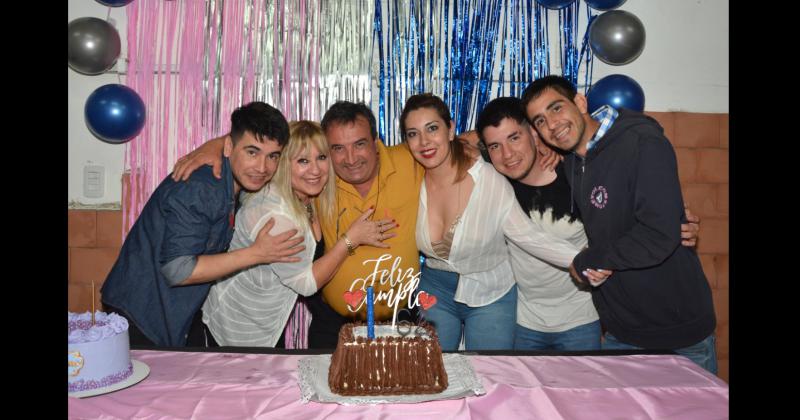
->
[[202, 121, 397, 347]]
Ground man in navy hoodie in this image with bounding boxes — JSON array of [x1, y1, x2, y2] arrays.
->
[[520, 75, 717, 374]]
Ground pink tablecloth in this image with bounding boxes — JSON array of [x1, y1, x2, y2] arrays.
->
[[68, 350, 728, 419]]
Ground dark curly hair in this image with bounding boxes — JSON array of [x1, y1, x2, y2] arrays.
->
[[230, 101, 290, 146]]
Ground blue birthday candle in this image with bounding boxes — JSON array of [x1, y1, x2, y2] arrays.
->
[[366, 286, 375, 339]]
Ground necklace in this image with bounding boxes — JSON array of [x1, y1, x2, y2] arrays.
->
[[305, 202, 314, 223]]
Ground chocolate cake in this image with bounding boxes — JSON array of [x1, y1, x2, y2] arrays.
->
[[328, 322, 448, 396]]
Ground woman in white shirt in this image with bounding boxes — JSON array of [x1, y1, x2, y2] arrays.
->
[[399, 94, 609, 350], [202, 121, 397, 347]]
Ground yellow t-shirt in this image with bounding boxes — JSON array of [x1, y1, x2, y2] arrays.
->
[[320, 141, 424, 321]]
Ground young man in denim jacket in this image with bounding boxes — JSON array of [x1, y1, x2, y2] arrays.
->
[[101, 102, 304, 347]]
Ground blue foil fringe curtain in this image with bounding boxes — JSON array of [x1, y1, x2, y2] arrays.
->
[[373, 0, 593, 145], [559, 1, 580, 87], [580, 3, 597, 94], [189, 0, 596, 147]]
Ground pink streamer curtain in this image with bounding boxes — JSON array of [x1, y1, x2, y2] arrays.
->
[[124, 0, 322, 234], [124, 0, 323, 348], [124, 0, 207, 234]]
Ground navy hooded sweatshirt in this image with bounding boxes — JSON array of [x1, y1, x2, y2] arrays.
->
[[565, 108, 716, 349]]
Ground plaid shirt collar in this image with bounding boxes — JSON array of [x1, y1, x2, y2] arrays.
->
[[586, 105, 619, 152]]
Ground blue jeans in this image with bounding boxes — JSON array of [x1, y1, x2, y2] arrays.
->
[[514, 320, 601, 351], [603, 332, 718, 375], [419, 264, 517, 351]]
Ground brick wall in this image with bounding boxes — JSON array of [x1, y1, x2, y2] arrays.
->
[[647, 111, 729, 382], [67, 210, 122, 314], [66, 111, 729, 382]]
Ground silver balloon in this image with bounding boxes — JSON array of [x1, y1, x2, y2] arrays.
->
[[588, 10, 645, 65], [68, 17, 121, 75]]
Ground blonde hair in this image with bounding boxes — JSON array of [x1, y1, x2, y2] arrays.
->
[[266, 120, 337, 232]]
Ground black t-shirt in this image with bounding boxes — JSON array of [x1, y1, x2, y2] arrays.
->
[[510, 162, 580, 224]]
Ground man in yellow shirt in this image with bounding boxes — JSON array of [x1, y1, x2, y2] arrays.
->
[[309, 102, 423, 347], [172, 102, 424, 348]]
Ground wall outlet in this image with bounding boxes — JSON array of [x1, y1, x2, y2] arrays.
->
[[83, 165, 105, 199]]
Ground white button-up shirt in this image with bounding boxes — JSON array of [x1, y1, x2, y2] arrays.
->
[[416, 159, 581, 307], [202, 186, 318, 347]]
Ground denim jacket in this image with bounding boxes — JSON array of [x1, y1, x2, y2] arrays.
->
[[101, 157, 236, 346]]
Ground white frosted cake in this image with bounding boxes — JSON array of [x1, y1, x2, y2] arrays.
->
[[68, 311, 133, 393]]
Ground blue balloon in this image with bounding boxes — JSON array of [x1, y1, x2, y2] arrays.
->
[[585, 0, 626, 10], [536, 0, 574, 10], [84, 84, 146, 144], [586, 74, 644, 113], [96, 0, 134, 6]]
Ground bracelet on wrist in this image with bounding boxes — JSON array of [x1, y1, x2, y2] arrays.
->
[[342, 234, 356, 256]]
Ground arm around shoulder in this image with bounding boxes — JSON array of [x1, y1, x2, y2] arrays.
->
[[178, 205, 305, 286], [172, 135, 227, 181]]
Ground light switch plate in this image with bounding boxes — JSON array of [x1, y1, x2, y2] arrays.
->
[[83, 165, 105, 199]]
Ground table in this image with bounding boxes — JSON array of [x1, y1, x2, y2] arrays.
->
[[68, 348, 728, 419]]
